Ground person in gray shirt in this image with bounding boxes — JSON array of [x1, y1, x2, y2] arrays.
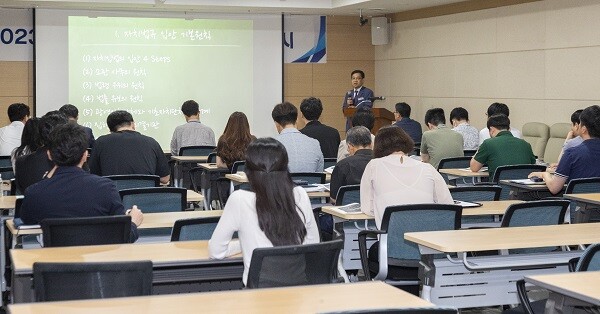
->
[[170, 100, 216, 156], [272, 102, 324, 173]]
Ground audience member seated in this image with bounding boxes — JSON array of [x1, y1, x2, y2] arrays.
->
[[450, 107, 479, 150], [208, 137, 320, 286], [529, 105, 600, 194], [89, 110, 170, 184], [299, 97, 340, 159], [330, 126, 373, 204], [216, 112, 256, 169], [420, 108, 464, 169], [11, 117, 40, 171], [471, 114, 535, 179], [360, 126, 453, 228], [0, 103, 30, 156], [478, 102, 522, 145], [20, 123, 143, 242], [337, 111, 375, 161], [392, 102, 422, 143], [59, 104, 95, 148], [15, 111, 68, 193], [551, 109, 584, 168], [272, 102, 324, 173], [170, 99, 215, 156]]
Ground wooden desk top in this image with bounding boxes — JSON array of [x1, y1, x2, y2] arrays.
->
[[225, 173, 329, 198], [564, 193, 600, 205], [170, 155, 208, 163], [439, 168, 489, 177], [526, 271, 600, 306], [11, 240, 238, 274], [322, 200, 522, 220], [186, 189, 203, 202], [196, 163, 222, 171], [0, 195, 18, 210], [7, 281, 434, 314], [6, 210, 223, 236], [405, 222, 600, 253]]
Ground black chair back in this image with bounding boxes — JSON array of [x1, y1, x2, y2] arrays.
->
[[171, 217, 220, 241], [291, 172, 326, 185], [0, 155, 14, 180], [105, 174, 160, 191], [492, 164, 547, 200], [33, 261, 153, 301], [246, 239, 343, 288], [41, 216, 132, 247], [324, 158, 337, 169], [119, 187, 187, 213], [179, 145, 216, 156], [437, 156, 473, 185], [207, 152, 217, 164], [335, 184, 360, 206]]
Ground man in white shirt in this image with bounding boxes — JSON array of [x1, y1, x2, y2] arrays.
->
[[478, 102, 521, 145], [0, 103, 30, 156]]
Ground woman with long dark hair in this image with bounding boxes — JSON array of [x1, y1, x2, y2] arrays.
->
[[209, 137, 319, 285], [216, 112, 255, 169], [11, 117, 41, 171]]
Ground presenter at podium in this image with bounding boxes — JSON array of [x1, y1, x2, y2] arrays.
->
[[342, 69, 374, 130]]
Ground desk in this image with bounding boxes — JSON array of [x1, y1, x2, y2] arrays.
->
[[195, 163, 229, 210], [564, 193, 600, 223], [6, 210, 223, 240], [0, 196, 18, 211], [10, 240, 243, 303], [7, 281, 434, 314], [439, 168, 488, 184], [186, 189, 203, 203], [404, 223, 600, 308], [225, 173, 330, 199], [170, 155, 208, 188], [500, 180, 563, 200], [526, 271, 600, 313]]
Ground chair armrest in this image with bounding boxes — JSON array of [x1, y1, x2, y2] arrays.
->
[[568, 257, 580, 272], [516, 279, 535, 314], [357, 229, 385, 281]]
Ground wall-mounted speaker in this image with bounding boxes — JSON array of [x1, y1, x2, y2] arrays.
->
[[371, 17, 389, 46]]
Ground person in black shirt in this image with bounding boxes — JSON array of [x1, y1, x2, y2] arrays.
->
[[299, 97, 341, 159], [329, 126, 373, 203]]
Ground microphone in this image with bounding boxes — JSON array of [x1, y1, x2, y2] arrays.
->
[[370, 96, 386, 101]]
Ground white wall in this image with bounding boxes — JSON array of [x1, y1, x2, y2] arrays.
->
[[374, 0, 600, 132]]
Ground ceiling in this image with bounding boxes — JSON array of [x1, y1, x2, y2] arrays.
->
[[0, 0, 466, 15]]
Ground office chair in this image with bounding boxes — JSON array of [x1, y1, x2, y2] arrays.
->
[[246, 239, 343, 288], [104, 174, 160, 191], [358, 204, 462, 295], [41, 215, 132, 247], [491, 164, 547, 200], [449, 185, 501, 226], [119, 187, 187, 213], [33, 261, 153, 301], [564, 177, 600, 223], [171, 217, 220, 241], [437, 156, 473, 185], [178, 145, 216, 156]]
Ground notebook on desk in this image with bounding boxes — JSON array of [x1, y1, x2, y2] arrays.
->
[[510, 179, 545, 185], [13, 218, 41, 230], [453, 200, 482, 208]]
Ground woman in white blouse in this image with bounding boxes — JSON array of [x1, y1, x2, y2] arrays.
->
[[208, 137, 320, 285], [360, 126, 453, 228]]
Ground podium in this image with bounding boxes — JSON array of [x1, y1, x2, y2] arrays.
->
[[343, 107, 394, 134]]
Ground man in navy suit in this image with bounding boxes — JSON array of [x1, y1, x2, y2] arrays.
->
[[342, 69, 374, 130]]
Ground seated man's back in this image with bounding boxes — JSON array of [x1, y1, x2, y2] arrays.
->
[[90, 130, 169, 177], [276, 129, 324, 173]]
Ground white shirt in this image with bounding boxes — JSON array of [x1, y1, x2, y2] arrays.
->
[[360, 154, 454, 228], [0, 121, 25, 156], [479, 127, 521, 145], [208, 186, 320, 285]]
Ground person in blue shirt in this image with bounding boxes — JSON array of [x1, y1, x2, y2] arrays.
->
[[392, 102, 422, 143], [529, 105, 600, 194]]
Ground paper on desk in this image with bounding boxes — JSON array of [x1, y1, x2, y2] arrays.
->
[[510, 179, 543, 185], [324, 166, 335, 174]]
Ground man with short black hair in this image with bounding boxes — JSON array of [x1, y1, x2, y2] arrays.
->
[[392, 102, 422, 143], [478, 102, 522, 145], [420, 108, 464, 169], [59, 104, 95, 148], [342, 69, 374, 130], [299, 97, 340, 158], [170, 100, 215, 156], [0, 103, 30, 156], [15, 111, 68, 193], [20, 123, 143, 242], [90, 110, 170, 184], [450, 107, 479, 150], [529, 105, 600, 194], [272, 102, 324, 173], [471, 114, 535, 179]]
